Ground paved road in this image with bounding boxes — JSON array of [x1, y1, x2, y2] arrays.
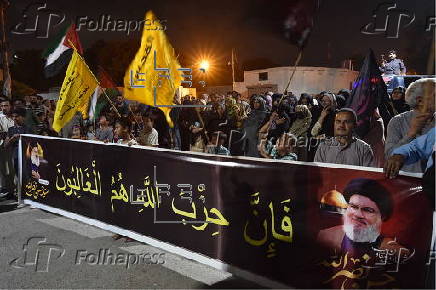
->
[[0, 201, 264, 289]]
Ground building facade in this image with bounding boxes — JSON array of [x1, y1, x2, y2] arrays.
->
[[233, 66, 358, 98]]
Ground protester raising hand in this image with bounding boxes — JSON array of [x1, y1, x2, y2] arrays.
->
[[276, 117, 287, 125], [407, 111, 433, 139], [269, 111, 279, 122], [258, 111, 278, 136], [190, 125, 204, 134], [320, 105, 332, 120], [311, 92, 337, 138]]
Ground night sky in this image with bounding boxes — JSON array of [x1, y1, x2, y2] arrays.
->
[[7, 0, 436, 85]]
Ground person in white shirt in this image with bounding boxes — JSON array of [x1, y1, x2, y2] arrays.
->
[[314, 108, 374, 167], [138, 112, 159, 147], [0, 98, 15, 197], [0, 98, 14, 138], [114, 117, 138, 146]]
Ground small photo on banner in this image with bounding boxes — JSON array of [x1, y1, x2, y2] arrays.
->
[[24, 141, 50, 200]]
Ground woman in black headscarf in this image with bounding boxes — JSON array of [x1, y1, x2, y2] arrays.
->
[[179, 100, 199, 151], [390, 86, 409, 115], [299, 93, 321, 129], [243, 95, 269, 157], [310, 92, 337, 138], [308, 92, 337, 161]]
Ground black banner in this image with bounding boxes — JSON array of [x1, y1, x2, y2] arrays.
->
[[21, 135, 434, 288]]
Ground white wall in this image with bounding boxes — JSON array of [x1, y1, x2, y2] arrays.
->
[[236, 66, 358, 98]]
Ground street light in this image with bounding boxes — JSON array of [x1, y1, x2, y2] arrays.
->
[[199, 60, 210, 72]]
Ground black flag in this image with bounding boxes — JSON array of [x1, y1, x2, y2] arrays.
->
[[283, 0, 319, 48], [345, 49, 391, 138]]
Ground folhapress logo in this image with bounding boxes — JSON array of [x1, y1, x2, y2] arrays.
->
[[75, 249, 165, 269], [11, 2, 66, 38], [360, 3, 436, 38], [76, 15, 167, 35], [361, 2, 419, 38], [11, 2, 166, 38], [9, 237, 65, 272]]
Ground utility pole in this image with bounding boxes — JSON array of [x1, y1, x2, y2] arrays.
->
[[0, 0, 10, 98], [231, 48, 235, 91]]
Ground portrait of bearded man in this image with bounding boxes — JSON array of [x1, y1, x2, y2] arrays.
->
[[317, 178, 410, 257]]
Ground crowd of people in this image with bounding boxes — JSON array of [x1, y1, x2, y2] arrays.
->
[[0, 78, 434, 200]]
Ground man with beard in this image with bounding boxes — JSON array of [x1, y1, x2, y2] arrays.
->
[[317, 178, 408, 257], [25, 94, 45, 131], [26, 95, 44, 114], [113, 94, 129, 118]]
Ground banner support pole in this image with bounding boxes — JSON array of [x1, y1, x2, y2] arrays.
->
[[17, 135, 22, 205]]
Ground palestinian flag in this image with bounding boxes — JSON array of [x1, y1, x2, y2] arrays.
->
[[98, 66, 117, 88], [89, 66, 118, 121], [42, 23, 83, 78]]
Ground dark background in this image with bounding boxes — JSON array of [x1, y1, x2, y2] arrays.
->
[[7, 0, 435, 90]]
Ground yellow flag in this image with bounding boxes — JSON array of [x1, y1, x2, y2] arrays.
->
[[123, 10, 182, 127], [53, 49, 98, 132]]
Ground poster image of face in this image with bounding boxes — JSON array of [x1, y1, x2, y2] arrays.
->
[[24, 141, 50, 199], [315, 178, 418, 289], [317, 178, 408, 254], [26, 142, 44, 180]]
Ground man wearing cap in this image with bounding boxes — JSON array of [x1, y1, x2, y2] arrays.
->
[[317, 178, 407, 256]]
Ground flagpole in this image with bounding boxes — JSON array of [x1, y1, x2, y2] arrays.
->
[[67, 39, 121, 118], [102, 89, 122, 118], [231, 48, 235, 91], [0, 0, 10, 98], [279, 49, 303, 105], [127, 102, 141, 124]]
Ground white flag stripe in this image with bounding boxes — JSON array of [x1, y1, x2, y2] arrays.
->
[[88, 86, 100, 120], [45, 35, 69, 67]]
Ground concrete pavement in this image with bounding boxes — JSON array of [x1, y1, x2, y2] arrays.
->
[[0, 201, 264, 289]]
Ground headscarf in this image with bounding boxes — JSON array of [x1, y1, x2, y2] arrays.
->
[[321, 92, 337, 110], [264, 95, 272, 108], [250, 96, 266, 112], [288, 105, 312, 138], [298, 93, 313, 106]]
